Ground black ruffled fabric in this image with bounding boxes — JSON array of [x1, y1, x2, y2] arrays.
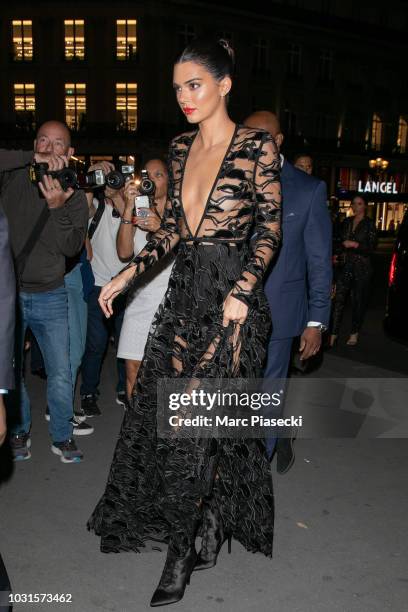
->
[[88, 126, 281, 557]]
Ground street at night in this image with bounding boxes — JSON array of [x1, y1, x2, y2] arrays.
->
[[1, 2, 408, 611], [1, 242, 407, 612]]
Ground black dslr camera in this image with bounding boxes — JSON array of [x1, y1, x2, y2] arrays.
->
[[30, 162, 77, 191], [139, 169, 155, 197], [30, 162, 105, 191], [104, 164, 135, 190], [134, 169, 156, 217]]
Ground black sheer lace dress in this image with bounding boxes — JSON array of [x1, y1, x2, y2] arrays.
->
[[88, 124, 282, 557]]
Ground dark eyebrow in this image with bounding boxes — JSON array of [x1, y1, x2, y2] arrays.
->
[[173, 77, 203, 87]]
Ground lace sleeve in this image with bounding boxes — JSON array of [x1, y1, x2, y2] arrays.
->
[[231, 133, 281, 306]]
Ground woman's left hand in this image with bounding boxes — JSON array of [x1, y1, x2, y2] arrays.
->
[[343, 240, 359, 249], [134, 209, 161, 233], [222, 292, 248, 327]]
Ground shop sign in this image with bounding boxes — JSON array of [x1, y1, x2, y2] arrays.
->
[[357, 180, 398, 194]]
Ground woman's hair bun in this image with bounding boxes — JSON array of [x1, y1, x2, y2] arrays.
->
[[176, 37, 235, 81], [218, 38, 235, 69]]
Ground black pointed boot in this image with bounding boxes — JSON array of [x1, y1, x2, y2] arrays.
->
[[194, 501, 231, 571], [150, 541, 197, 607]]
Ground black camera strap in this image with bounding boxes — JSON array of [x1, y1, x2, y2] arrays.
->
[[88, 192, 105, 240], [15, 203, 50, 280]]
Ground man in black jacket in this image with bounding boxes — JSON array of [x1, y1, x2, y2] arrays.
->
[[0, 121, 88, 463]]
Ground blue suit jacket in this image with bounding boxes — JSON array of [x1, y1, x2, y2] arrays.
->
[[264, 160, 332, 340]]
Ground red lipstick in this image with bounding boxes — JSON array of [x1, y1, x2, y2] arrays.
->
[[183, 107, 196, 115]]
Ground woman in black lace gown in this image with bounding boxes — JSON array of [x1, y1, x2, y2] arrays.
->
[[88, 38, 281, 607], [330, 195, 377, 347]]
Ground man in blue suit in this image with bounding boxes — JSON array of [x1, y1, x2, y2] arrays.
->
[[244, 111, 332, 472]]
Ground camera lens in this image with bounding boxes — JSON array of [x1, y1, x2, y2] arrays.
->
[[141, 178, 155, 195], [105, 171, 125, 190]]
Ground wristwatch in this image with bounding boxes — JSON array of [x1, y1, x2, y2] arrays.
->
[[307, 322, 327, 332]]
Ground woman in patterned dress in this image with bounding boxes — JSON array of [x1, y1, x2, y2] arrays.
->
[[88, 38, 281, 607]]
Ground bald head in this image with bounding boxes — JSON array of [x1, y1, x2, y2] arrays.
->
[[37, 121, 71, 145], [34, 120, 74, 159], [243, 111, 284, 150]]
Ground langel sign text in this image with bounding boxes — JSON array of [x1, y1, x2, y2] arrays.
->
[[357, 180, 398, 194]]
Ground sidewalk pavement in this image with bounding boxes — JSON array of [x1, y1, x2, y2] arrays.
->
[[0, 348, 407, 612]]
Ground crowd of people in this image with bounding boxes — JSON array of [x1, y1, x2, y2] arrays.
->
[[0, 36, 379, 610]]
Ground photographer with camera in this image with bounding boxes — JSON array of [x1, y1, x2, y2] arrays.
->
[[116, 159, 175, 399], [79, 162, 135, 416], [0, 121, 88, 463]]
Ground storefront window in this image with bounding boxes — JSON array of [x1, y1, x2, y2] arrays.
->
[[65, 83, 86, 131], [371, 113, 383, 150], [12, 20, 33, 61], [397, 117, 408, 153], [64, 20, 85, 60], [116, 83, 137, 131], [116, 20, 137, 60]]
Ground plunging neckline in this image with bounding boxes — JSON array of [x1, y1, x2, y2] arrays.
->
[[179, 123, 238, 238]]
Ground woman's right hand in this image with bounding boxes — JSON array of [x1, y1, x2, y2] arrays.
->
[[98, 266, 135, 317], [124, 180, 139, 211]]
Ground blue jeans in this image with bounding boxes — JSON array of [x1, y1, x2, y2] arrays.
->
[[80, 285, 125, 396], [10, 285, 73, 443], [65, 263, 88, 390], [263, 337, 293, 458], [27, 264, 88, 394]]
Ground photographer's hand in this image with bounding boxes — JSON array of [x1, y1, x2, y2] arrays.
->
[[88, 161, 115, 176], [134, 209, 161, 232], [38, 173, 74, 209], [124, 180, 139, 212], [34, 152, 68, 171]]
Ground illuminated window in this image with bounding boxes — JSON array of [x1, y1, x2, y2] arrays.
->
[[14, 83, 36, 129], [116, 83, 137, 131], [116, 20, 137, 60], [64, 20, 85, 60], [65, 83, 86, 131], [397, 117, 408, 153], [12, 20, 33, 61], [371, 113, 383, 150]]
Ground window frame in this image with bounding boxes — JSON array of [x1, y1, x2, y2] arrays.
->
[[64, 83, 87, 131], [115, 82, 138, 132], [11, 19, 33, 61], [64, 19, 85, 61], [116, 19, 137, 61]]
